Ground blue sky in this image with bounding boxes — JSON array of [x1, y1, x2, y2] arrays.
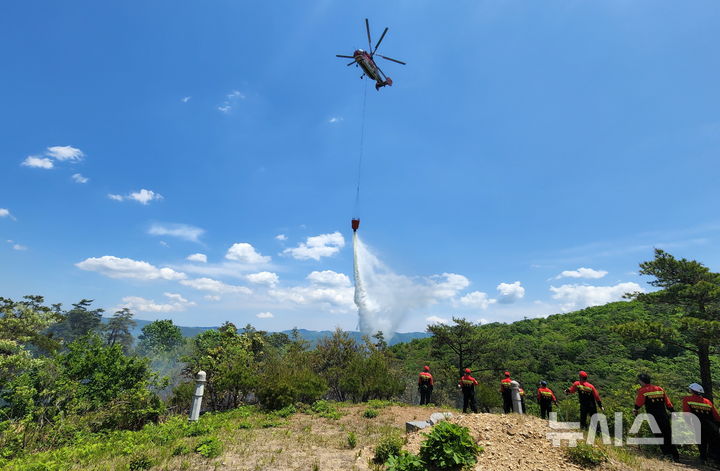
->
[[1, 1, 719, 332]]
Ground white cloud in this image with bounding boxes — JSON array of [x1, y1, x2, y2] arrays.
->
[[0, 208, 12, 218], [496, 281, 525, 304], [246, 271, 279, 287], [164, 292, 189, 303], [186, 253, 208, 263], [549, 282, 644, 312], [431, 273, 470, 299], [149, 223, 205, 242], [226, 243, 271, 264], [76, 256, 187, 281], [328, 116, 344, 124], [108, 189, 163, 205], [283, 232, 345, 261], [72, 173, 89, 184], [120, 292, 195, 313], [129, 189, 163, 205], [204, 295, 221, 301], [268, 285, 354, 312], [275, 234, 287, 241], [181, 96, 191, 103], [22, 156, 54, 169], [256, 312, 274, 319], [217, 90, 245, 113], [426, 316, 450, 325], [458, 291, 496, 309], [12, 244, 28, 251], [556, 267, 608, 279], [180, 277, 252, 294], [46, 146, 84, 162], [306, 270, 351, 287]]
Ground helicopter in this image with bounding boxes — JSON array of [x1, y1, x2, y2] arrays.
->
[[336, 19, 406, 91]]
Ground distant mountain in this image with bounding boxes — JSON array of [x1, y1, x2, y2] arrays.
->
[[118, 319, 430, 346]]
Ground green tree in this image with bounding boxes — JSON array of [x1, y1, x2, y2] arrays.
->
[[428, 318, 505, 375], [182, 324, 258, 410], [617, 249, 720, 399], [50, 299, 104, 345], [313, 328, 360, 401], [104, 307, 136, 350], [138, 319, 183, 354]]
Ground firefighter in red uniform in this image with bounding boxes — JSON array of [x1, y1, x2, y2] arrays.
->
[[519, 386, 527, 413], [633, 373, 679, 461], [418, 365, 434, 405], [458, 368, 478, 413], [565, 371, 604, 429], [537, 381, 558, 419], [500, 371, 513, 413], [682, 383, 720, 464]]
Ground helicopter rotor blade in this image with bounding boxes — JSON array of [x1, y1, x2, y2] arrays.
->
[[377, 54, 406, 65], [336, 55, 354, 59], [347, 60, 356, 66], [373, 28, 389, 54], [365, 18, 372, 51]]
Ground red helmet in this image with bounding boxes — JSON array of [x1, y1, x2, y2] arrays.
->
[[464, 368, 471, 374], [423, 365, 430, 372], [504, 371, 511, 377], [579, 370, 588, 378]]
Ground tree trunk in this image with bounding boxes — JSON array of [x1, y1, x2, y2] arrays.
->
[[698, 343, 713, 401]]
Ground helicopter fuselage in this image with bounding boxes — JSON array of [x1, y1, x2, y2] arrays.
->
[[353, 49, 392, 89]]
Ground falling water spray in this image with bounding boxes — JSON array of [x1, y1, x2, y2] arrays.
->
[[352, 227, 433, 340]]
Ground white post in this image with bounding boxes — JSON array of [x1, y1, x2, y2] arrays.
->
[[510, 380, 523, 414], [189, 370, 206, 422]]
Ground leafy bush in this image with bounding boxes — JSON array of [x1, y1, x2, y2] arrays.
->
[[172, 443, 191, 456], [363, 408, 379, 419], [195, 436, 223, 459], [256, 360, 327, 410], [385, 451, 425, 471], [373, 433, 404, 464], [347, 431, 357, 449], [419, 421, 482, 470], [128, 455, 153, 470], [566, 442, 608, 467], [273, 404, 297, 418], [310, 400, 342, 420], [185, 421, 213, 437]]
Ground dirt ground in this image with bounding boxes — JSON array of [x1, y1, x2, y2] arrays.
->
[[164, 405, 716, 471]]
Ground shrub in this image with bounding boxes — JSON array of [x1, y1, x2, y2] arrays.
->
[[373, 433, 404, 464], [385, 451, 425, 471], [310, 400, 342, 420], [363, 408, 379, 419], [566, 442, 608, 467], [347, 431, 357, 449], [273, 404, 297, 418], [172, 443, 191, 456], [256, 363, 327, 410], [128, 455, 153, 470], [185, 421, 213, 437], [195, 436, 223, 459], [419, 421, 482, 470]]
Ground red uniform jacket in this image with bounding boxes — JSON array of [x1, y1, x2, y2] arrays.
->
[[537, 387, 557, 402], [634, 384, 673, 411], [500, 377, 512, 394], [418, 371, 434, 386], [568, 380, 602, 403], [682, 394, 720, 422], [459, 374, 478, 390]]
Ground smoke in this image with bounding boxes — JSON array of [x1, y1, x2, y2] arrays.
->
[[353, 232, 440, 339]]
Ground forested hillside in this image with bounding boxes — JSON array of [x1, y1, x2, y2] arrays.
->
[[1, 250, 719, 469]]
